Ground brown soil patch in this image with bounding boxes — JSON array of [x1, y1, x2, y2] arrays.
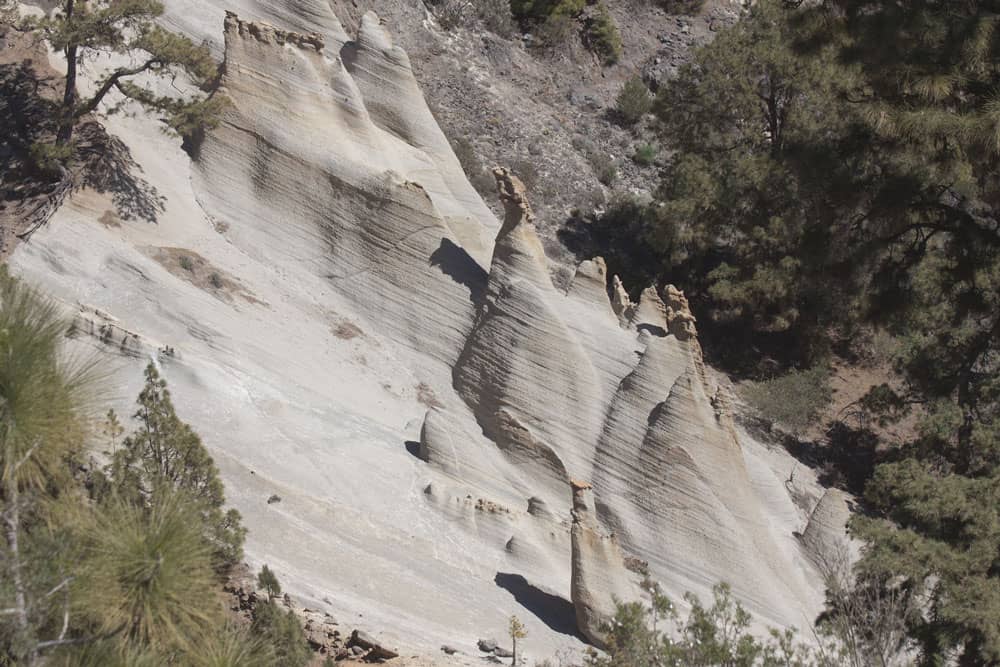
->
[[148, 246, 260, 306], [332, 320, 364, 340], [416, 382, 443, 409]]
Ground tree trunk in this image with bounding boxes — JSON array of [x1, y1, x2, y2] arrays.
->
[[55, 0, 77, 145], [2, 479, 31, 660]]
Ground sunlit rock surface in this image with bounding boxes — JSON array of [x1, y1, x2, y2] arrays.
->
[[10, 4, 848, 658]]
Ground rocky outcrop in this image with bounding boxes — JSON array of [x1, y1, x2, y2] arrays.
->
[[195, 11, 496, 369], [453, 169, 605, 494], [800, 489, 854, 568], [12, 5, 853, 655], [570, 480, 637, 648]]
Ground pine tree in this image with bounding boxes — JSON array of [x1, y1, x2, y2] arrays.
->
[[110, 363, 245, 573], [24, 0, 224, 148], [250, 599, 310, 667], [257, 565, 281, 600], [508, 615, 526, 666], [0, 269, 92, 664], [78, 491, 219, 652]]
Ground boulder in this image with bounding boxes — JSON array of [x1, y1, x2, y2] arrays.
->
[[478, 638, 499, 653], [348, 630, 398, 661]]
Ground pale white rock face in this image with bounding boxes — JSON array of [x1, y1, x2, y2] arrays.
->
[[9, 3, 851, 659]]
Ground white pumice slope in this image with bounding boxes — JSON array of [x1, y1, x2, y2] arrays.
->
[[9, 3, 852, 658]]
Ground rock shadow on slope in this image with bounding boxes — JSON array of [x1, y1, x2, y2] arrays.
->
[[494, 572, 585, 640], [429, 237, 487, 307]]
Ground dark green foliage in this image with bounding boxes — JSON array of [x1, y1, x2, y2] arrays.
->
[[649, 0, 852, 364], [742, 366, 832, 432], [596, 0, 1000, 660], [510, 0, 585, 21], [616, 76, 653, 126], [632, 143, 657, 166], [657, 0, 706, 16], [109, 363, 246, 573], [584, 3, 622, 65], [258, 564, 282, 599], [251, 600, 311, 667]]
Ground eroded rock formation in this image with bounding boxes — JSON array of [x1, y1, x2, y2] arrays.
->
[[10, 7, 853, 655], [570, 480, 638, 648]]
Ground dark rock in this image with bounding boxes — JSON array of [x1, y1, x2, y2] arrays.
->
[[349, 629, 399, 661], [494, 647, 514, 658], [441, 645, 459, 654], [478, 638, 499, 653]]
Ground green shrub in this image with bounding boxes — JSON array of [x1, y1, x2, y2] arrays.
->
[[588, 151, 618, 185], [588, 582, 816, 667], [584, 3, 622, 65], [179, 255, 195, 272], [658, 0, 706, 15], [633, 143, 657, 166], [257, 564, 281, 599], [209, 272, 223, 289], [616, 76, 653, 125], [511, 0, 585, 20], [251, 600, 311, 667], [742, 366, 832, 432]]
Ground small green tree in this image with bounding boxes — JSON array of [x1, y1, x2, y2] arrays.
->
[[509, 615, 527, 666], [26, 0, 223, 147], [616, 76, 652, 126], [584, 3, 621, 65], [257, 564, 282, 600], [250, 599, 311, 667], [79, 491, 218, 652], [587, 582, 817, 667], [109, 363, 246, 572]]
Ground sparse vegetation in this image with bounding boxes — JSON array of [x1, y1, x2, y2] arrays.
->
[[656, 0, 706, 16], [509, 615, 527, 666], [587, 151, 617, 186], [742, 366, 832, 432], [429, 0, 515, 36], [584, 3, 622, 65], [512, 159, 540, 191], [615, 76, 653, 125], [588, 581, 817, 667], [450, 137, 496, 198], [632, 143, 657, 166], [209, 272, 224, 289], [179, 254, 195, 272]]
